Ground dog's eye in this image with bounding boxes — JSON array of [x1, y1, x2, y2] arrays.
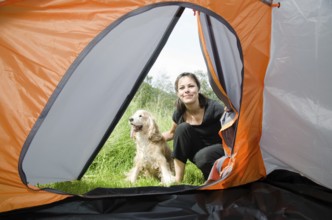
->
[[139, 115, 142, 118]]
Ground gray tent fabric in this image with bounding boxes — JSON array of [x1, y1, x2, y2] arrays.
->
[[22, 5, 184, 185], [261, 0, 332, 189], [198, 13, 243, 112]]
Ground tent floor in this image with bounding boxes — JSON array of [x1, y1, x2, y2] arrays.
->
[[2, 170, 332, 219]]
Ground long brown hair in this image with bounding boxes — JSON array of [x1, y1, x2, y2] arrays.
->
[[174, 72, 207, 114]]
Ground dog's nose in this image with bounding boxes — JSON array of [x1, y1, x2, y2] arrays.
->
[[129, 118, 133, 122]]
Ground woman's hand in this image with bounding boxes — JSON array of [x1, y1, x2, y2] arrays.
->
[[162, 122, 177, 141]]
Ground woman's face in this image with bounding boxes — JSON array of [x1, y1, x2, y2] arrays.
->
[[177, 76, 199, 105]]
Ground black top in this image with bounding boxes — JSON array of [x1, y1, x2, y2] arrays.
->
[[172, 99, 224, 146]]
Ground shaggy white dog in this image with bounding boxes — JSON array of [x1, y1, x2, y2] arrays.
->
[[126, 110, 175, 185]]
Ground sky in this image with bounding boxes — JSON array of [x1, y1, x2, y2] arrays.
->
[[147, 9, 207, 85]]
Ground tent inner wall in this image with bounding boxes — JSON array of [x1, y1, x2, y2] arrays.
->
[[261, 0, 332, 189], [199, 13, 243, 112]]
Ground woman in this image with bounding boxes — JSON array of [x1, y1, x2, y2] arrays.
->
[[163, 72, 225, 182]]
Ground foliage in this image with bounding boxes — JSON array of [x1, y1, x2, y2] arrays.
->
[[194, 70, 220, 101], [133, 81, 176, 114]]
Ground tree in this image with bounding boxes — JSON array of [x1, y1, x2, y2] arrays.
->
[[152, 73, 174, 94], [194, 70, 220, 101], [133, 76, 153, 108]]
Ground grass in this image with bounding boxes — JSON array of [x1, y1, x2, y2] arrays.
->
[[41, 103, 205, 195]]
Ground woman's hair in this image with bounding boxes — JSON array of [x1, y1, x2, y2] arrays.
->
[[174, 72, 207, 113]]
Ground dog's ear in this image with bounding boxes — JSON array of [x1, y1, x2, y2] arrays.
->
[[130, 126, 136, 140], [148, 117, 162, 142]]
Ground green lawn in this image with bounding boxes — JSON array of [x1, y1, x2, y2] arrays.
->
[[41, 103, 205, 195]]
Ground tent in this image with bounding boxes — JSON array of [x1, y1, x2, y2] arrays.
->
[[1, 0, 332, 218]]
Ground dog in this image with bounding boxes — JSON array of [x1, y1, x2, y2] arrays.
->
[[126, 109, 175, 185]]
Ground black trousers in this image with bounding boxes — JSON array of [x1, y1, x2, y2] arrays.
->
[[172, 123, 224, 180]]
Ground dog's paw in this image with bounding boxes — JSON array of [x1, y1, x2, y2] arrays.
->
[[125, 171, 137, 183], [161, 174, 176, 186], [126, 177, 136, 184]]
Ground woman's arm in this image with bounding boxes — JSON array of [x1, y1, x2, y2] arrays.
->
[[162, 122, 177, 141]]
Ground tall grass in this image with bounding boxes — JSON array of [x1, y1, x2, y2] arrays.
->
[[43, 91, 204, 195]]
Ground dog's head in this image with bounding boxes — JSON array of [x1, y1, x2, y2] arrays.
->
[[129, 110, 161, 141]]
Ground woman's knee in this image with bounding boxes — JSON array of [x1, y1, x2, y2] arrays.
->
[[193, 149, 210, 168], [174, 122, 192, 137]]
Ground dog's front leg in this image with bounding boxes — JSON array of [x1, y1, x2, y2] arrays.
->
[[159, 160, 175, 186], [126, 166, 140, 183]]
